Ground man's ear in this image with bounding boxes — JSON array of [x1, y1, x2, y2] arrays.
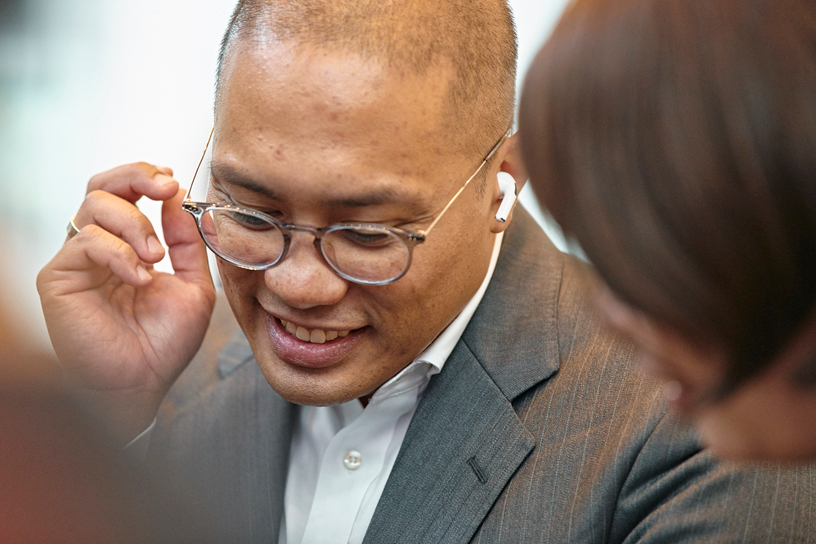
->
[[489, 133, 526, 233]]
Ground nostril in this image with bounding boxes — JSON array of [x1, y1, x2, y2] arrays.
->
[[263, 255, 349, 309]]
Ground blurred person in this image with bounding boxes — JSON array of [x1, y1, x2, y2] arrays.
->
[[0, 272, 138, 542], [0, 235, 221, 543], [520, 0, 816, 461], [38, 0, 816, 541], [0, 384, 214, 543]]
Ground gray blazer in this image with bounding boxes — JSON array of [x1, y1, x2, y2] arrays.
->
[[150, 207, 816, 543]]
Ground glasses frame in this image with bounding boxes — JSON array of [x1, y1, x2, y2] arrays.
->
[[182, 126, 511, 285]]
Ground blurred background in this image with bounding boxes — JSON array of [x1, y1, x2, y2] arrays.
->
[[0, 0, 571, 353]]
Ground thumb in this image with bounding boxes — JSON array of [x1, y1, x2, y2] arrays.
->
[[162, 188, 212, 289]]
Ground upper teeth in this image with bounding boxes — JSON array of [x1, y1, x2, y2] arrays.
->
[[280, 319, 351, 344]]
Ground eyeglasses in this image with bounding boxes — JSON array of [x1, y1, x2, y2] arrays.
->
[[182, 127, 511, 286]]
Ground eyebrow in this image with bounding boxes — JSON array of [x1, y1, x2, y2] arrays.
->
[[210, 162, 283, 201], [210, 162, 410, 208]]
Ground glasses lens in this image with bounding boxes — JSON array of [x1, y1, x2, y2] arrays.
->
[[200, 208, 285, 268], [322, 226, 410, 283]]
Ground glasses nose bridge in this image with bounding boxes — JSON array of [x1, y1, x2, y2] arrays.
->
[[283, 223, 326, 246], [280, 223, 330, 264], [284, 223, 322, 237]]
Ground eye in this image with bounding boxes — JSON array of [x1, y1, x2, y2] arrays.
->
[[334, 227, 397, 247], [231, 210, 276, 231]]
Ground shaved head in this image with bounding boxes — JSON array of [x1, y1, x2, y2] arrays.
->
[[216, 0, 517, 156]]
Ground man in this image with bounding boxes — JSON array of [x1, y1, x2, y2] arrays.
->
[[38, 0, 816, 542]]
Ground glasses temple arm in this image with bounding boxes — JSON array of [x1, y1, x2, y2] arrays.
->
[[421, 159, 489, 236], [420, 128, 512, 237], [185, 125, 215, 203]]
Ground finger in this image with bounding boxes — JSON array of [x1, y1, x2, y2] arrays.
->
[[87, 162, 179, 204], [74, 190, 166, 264], [162, 188, 213, 288], [43, 224, 153, 295]]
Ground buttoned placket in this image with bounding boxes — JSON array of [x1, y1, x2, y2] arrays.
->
[[285, 362, 434, 544]]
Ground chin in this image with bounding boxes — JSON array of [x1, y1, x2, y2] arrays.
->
[[271, 381, 364, 408], [252, 352, 368, 407]]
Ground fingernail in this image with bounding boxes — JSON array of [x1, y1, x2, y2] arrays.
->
[[137, 266, 152, 282], [155, 173, 176, 186], [147, 235, 164, 255]]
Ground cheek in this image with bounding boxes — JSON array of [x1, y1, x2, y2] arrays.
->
[[364, 272, 465, 361], [366, 281, 433, 340], [217, 260, 260, 312], [695, 403, 769, 461], [695, 376, 816, 461]]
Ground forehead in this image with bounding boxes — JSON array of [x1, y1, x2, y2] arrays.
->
[[214, 42, 461, 186]]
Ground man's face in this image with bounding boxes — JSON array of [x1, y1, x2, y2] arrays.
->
[[212, 43, 504, 406]]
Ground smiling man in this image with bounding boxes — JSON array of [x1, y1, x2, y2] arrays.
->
[[209, 38, 512, 410], [37, 0, 816, 542]]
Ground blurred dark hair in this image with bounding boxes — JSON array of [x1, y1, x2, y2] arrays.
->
[[520, 0, 816, 390]]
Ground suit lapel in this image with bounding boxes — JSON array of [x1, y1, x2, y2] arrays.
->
[[464, 206, 564, 400], [364, 208, 565, 542], [363, 341, 535, 543]]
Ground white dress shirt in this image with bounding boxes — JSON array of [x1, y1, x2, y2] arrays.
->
[[280, 232, 504, 544]]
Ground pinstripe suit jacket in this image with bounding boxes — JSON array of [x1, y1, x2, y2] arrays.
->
[[150, 207, 816, 543]]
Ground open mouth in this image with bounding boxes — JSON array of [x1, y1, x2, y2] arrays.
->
[[266, 313, 366, 369], [278, 319, 353, 344]]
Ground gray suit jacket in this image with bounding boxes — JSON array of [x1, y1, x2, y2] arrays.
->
[[150, 207, 816, 543]]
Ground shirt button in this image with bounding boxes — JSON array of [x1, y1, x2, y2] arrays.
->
[[344, 450, 363, 470]]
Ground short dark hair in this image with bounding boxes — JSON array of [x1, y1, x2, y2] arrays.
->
[[520, 0, 816, 389], [216, 0, 517, 158]]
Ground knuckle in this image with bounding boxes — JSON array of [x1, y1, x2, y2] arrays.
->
[[83, 189, 108, 207], [35, 268, 50, 292], [133, 161, 159, 177], [87, 162, 157, 193], [122, 204, 151, 232], [87, 172, 106, 192], [75, 223, 103, 241], [82, 225, 134, 259]]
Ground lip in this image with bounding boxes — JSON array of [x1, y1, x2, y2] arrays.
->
[[265, 313, 365, 369]]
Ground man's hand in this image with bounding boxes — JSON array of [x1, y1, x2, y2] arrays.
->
[[37, 163, 216, 443]]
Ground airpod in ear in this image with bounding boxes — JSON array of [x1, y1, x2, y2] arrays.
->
[[495, 171, 518, 223]]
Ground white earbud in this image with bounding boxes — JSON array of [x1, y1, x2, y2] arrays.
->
[[495, 171, 518, 223]]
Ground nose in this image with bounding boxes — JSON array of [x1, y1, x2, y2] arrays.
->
[[264, 232, 349, 309]]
